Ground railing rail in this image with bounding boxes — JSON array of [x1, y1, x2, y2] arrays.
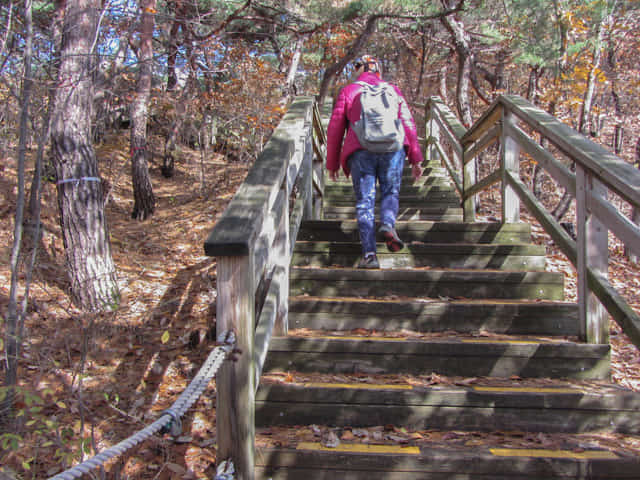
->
[[204, 96, 326, 479], [426, 95, 640, 348]]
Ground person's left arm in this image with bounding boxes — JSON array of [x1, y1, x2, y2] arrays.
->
[[395, 86, 425, 167], [395, 88, 424, 180]]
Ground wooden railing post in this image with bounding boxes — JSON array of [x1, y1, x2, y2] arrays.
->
[[302, 124, 314, 222], [462, 152, 476, 222], [501, 109, 520, 223], [576, 165, 609, 344], [274, 184, 290, 337], [312, 142, 324, 220], [426, 102, 441, 165], [631, 207, 640, 265], [216, 254, 255, 480]]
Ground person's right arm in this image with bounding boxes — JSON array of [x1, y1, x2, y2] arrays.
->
[[326, 89, 349, 177]]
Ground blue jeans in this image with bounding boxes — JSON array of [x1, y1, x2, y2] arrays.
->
[[349, 149, 405, 255]]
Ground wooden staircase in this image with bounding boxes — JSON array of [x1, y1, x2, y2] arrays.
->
[[254, 161, 640, 479]]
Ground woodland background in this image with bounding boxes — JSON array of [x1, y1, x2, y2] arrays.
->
[[1, 0, 640, 478]]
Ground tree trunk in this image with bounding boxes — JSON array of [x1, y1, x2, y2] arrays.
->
[[527, 66, 544, 199], [414, 33, 428, 98], [551, 162, 575, 221], [317, 15, 379, 107], [50, 0, 119, 312], [130, 0, 156, 220], [3, 0, 34, 427], [608, 46, 623, 154], [166, 18, 180, 92], [555, 14, 608, 222], [281, 35, 304, 104], [554, 0, 569, 74], [578, 30, 603, 134], [613, 125, 623, 154], [440, 0, 473, 126], [454, 45, 473, 127], [494, 49, 507, 91], [162, 121, 178, 178], [438, 64, 448, 104], [28, 0, 63, 218], [526, 65, 541, 104], [163, 77, 194, 178]]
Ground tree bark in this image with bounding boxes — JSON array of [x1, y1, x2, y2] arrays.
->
[[317, 15, 380, 107], [166, 17, 181, 92], [440, 0, 473, 126], [414, 32, 428, 98], [551, 162, 575, 221], [50, 0, 119, 312], [555, 12, 609, 222], [3, 0, 34, 427], [130, 0, 157, 220], [578, 21, 604, 135], [28, 0, 64, 218], [281, 35, 304, 104], [163, 76, 195, 178], [527, 66, 545, 199], [607, 46, 623, 154], [438, 64, 449, 104]]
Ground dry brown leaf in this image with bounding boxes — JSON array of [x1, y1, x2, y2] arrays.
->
[[321, 430, 341, 448], [340, 430, 355, 441]]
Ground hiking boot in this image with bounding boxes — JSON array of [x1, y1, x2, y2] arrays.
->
[[379, 223, 405, 252], [358, 253, 380, 269]]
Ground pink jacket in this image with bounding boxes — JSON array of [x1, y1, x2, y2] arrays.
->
[[326, 72, 424, 176]]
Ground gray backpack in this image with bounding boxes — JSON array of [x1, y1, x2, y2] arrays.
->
[[351, 81, 405, 153]]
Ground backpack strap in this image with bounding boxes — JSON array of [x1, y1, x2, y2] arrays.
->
[[355, 80, 390, 89]]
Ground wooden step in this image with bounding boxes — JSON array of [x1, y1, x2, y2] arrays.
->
[[325, 198, 461, 208], [402, 171, 448, 181], [414, 161, 445, 170], [288, 297, 579, 336], [322, 205, 464, 221], [256, 441, 640, 479], [264, 334, 610, 379], [325, 184, 457, 196], [292, 241, 547, 270], [290, 267, 565, 300], [324, 191, 460, 204], [256, 378, 640, 433], [331, 175, 453, 188], [297, 220, 534, 244]]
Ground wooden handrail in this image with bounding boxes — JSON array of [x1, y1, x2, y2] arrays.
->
[[203, 96, 326, 479], [426, 94, 640, 348]]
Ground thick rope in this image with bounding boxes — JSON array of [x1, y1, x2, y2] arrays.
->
[[48, 332, 236, 480], [214, 460, 236, 480]]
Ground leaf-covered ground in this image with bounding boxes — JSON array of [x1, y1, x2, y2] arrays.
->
[[1, 133, 640, 478]]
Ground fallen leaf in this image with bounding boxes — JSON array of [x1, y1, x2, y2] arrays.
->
[[387, 434, 409, 444], [321, 430, 340, 448], [341, 430, 355, 441], [166, 463, 187, 475]]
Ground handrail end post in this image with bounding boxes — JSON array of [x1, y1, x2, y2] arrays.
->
[[216, 253, 256, 480]]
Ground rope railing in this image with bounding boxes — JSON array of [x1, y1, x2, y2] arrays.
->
[[48, 332, 237, 480]]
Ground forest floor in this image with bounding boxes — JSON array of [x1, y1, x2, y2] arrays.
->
[[1, 132, 640, 479]]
